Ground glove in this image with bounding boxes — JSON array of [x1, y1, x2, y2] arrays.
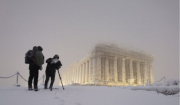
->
[[51, 59, 59, 64]]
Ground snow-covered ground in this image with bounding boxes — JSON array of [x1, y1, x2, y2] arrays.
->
[[0, 85, 179, 105]]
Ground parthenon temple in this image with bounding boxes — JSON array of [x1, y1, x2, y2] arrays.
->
[[61, 44, 154, 86]]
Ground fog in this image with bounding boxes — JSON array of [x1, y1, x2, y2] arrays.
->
[[0, 0, 179, 86]]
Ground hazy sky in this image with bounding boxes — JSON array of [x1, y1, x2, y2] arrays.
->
[[0, 0, 179, 86]]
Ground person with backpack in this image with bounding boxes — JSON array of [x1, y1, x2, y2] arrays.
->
[[25, 46, 44, 91], [36, 46, 44, 70], [44, 54, 62, 90]]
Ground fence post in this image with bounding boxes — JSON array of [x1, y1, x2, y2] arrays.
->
[[17, 72, 18, 84], [14, 72, 20, 87]]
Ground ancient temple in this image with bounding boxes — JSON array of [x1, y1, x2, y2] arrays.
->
[[61, 44, 154, 86]]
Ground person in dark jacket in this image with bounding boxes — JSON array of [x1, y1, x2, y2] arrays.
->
[[37, 46, 44, 70], [28, 46, 41, 91], [44, 54, 62, 89]]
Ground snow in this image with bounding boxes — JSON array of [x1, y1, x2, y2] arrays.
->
[[131, 85, 179, 91], [13, 83, 21, 87], [0, 85, 179, 105], [167, 80, 179, 86]]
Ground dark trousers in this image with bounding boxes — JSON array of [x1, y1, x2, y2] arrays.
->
[[28, 68, 39, 88], [45, 71, 56, 88]]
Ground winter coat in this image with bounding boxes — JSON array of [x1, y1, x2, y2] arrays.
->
[[29, 51, 40, 70], [45, 58, 62, 74]]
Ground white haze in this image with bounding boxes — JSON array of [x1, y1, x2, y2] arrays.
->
[[0, 0, 179, 86]]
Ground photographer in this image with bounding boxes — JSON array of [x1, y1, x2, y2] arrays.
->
[[44, 54, 62, 90]]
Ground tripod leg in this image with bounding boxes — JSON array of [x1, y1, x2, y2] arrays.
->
[[58, 70, 65, 90]]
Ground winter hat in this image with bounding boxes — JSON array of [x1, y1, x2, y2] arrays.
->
[[38, 46, 43, 51], [53, 54, 59, 59], [33, 46, 37, 51]]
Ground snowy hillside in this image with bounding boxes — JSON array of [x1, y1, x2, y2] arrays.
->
[[0, 85, 179, 105]]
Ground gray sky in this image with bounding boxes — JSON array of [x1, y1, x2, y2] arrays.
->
[[0, 0, 179, 86]]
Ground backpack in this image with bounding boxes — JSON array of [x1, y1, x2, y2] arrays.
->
[[25, 50, 34, 64], [35, 51, 44, 66]]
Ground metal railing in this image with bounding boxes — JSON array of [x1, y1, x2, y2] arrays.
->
[[0, 72, 45, 86]]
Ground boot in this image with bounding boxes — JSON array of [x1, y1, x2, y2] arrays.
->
[[34, 87, 39, 91], [49, 86, 52, 91], [28, 88, 33, 91]]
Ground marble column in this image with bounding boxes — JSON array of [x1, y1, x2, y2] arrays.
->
[[114, 57, 118, 82], [69, 72, 71, 84], [65, 75, 67, 85], [66, 73, 68, 85], [74, 70, 75, 83], [78, 67, 80, 84], [149, 63, 154, 84], [143, 62, 147, 85], [78, 67, 80, 83], [63, 75, 65, 85], [74, 69, 76, 83], [68, 74, 70, 84], [64, 74, 65, 85], [85, 61, 89, 83], [76, 68, 78, 83], [122, 58, 126, 83], [83, 63, 86, 83], [72, 70, 74, 84], [68, 71, 71, 84], [136, 61, 141, 85], [82, 63, 85, 83], [105, 57, 109, 82], [84, 63, 86, 83], [80, 65, 82, 84], [89, 59, 91, 83], [67, 74, 68, 85], [129, 59, 134, 80], [84, 62, 86, 83], [97, 56, 101, 81], [71, 71, 73, 84], [68, 73, 70, 84], [71, 71, 72, 84], [82, 64, 84, 84], [92, 57, 96, 82]]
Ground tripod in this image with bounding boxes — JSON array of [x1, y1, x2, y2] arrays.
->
[[57, 70, 65, 90]]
